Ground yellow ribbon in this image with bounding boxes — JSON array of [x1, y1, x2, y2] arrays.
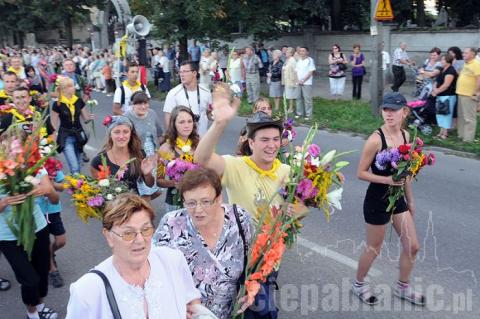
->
[[0, 90, 9, 99], [175, 138, 192, 150], [7, 105, 35, 122], [243, 156, 281, 180], [59, 95, 78, 122], [122, 80, 141, 92], [7, 66, 22, 75]]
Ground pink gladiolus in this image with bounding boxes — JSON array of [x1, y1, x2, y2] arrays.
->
[[307, 144, 321, 157], [403, 154, 410, 161], [416, 137, 424, 147]]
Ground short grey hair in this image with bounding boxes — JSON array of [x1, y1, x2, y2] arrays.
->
[[272, 49, 282, 59]]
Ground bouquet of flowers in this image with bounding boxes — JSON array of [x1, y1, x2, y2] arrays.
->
[[86, 99, 98, 137], [0, 120, 56, 258], [280, 125, 349, 246], [375, 126, 435, 213], [64, 155, 131, 222]]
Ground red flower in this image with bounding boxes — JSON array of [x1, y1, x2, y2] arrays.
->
[[49, 73, 58, 83], [403, 154, 410, 161], [103, 115, 113, 126], [398, 144, 410, 154]]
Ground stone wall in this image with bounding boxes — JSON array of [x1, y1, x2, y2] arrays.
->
[[218, 29, 480, 74]]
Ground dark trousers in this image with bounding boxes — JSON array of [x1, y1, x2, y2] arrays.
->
[[105, 79, 116, 94], [159, 72, 171, 92], [0, 227, 50, 306], [391, 65, 406, 92], [352, 75, 363, 99]]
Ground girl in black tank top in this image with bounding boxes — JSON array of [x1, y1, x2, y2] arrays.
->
[[352, 93, 425, 307]]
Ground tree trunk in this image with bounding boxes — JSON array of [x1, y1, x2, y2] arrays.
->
[[65, 13, 73, 48], [179, 36, 188, 64], [331, 0, 342, 31], [416, 0, 425, 27]]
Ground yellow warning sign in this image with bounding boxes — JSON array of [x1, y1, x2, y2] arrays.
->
[[375, 0, 394, 21]]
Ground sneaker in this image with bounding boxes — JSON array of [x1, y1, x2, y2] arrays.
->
[[304, 117, 311, 121], [294, 115, 300, 119], [393, 281, 425, 306], [38, 305, 58, 319], [82, 153, 90, 163], [49, 271, 64, 288], [351, 281, 379, 306]]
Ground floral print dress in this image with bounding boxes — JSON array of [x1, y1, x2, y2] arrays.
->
[[153, 204, 254, 319]]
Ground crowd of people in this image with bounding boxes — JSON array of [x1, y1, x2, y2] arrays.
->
[[0, 40, 478, 319]]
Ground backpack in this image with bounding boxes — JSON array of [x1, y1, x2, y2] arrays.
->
[[120, 83, 146, 106]]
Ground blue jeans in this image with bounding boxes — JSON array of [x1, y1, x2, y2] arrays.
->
[[63, 135, 81, 174]]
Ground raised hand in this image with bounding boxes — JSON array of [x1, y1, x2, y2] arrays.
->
[[211, 82, 240, 125], [141, 155, 157, 176]]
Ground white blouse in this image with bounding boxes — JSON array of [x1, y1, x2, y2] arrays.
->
[[66, 246, 200, 319]]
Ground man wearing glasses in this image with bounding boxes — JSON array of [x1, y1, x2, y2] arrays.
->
[[163, 61, 212, 136]]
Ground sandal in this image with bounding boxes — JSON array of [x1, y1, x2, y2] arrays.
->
[[37, 305, 58, 319], [394, 282, 426, 306], [351, 282, 379, 305], [0, 277, 11, 291]]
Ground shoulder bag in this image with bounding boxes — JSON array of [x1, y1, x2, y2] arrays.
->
[[89, 270, 123, 319]]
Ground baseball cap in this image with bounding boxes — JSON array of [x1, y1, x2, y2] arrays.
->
[[381, 92, 407, 110]]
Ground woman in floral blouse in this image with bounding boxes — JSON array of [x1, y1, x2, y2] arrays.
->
[[154, 168, 254, 319]]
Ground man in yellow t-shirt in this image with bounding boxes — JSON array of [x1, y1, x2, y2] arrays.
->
[[455, 47, 480, 142], [195, 88, 289, 221]]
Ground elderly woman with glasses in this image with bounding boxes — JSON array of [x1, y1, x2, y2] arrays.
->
[[66, 194, 201, 319], [154, 168, 254, 319]]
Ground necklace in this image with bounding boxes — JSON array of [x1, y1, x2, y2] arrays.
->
[[383, 126, 401, 148]]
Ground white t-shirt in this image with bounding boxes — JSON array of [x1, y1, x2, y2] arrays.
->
[[229, 58, 242, 83], [382, 51, 391, 70], [163, 83, 212, 136], [113, 83, 151, 113], [295, 57, 316, 85], [66, 246, 200, 319], [159, 56, 170, 73]]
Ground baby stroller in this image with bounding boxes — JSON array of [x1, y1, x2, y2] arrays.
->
[[407, 100, 434, 135]]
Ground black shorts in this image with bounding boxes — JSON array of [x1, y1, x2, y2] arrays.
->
[[47, 213, 66, 236], [363, 195, 408, 226]]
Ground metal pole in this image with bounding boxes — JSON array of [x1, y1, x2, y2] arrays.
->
[[369, 0, 383, 115]]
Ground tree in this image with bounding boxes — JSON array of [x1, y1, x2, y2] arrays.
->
[[437, 0, 479, 27]]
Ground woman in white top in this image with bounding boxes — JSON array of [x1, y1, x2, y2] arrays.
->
[[227, 50, 244, 97], [66, 194, 201, 319], [199, 49, 212, 88], [282, 47, 298, 113]]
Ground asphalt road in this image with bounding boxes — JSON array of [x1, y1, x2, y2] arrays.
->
[[0, 91, 479, 318]]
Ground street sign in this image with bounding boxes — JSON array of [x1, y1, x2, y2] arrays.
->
[[375, 0, 394, 21]]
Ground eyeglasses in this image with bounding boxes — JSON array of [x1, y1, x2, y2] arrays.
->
[[184, 198, 216, 209], [179, 70, 194, 74], [110, 226, 155, 242]]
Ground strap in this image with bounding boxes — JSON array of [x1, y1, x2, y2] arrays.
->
[[120, 85, 125, 106], [141, 84, 146, 91], [401, 130, 407, 144], [232, 204, 248, 288], [377, 128, 388, 150], [89, 270, 123, 319]]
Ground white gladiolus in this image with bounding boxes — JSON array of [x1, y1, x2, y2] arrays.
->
[[98, 179, 110, 187], [106, 194, 114, 201], [310, 157, 321, 167], [115, 187, 122, 193], [319, 150, 336, 166], [327, 188, 343, 211], [24, 176, 41, 186]]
